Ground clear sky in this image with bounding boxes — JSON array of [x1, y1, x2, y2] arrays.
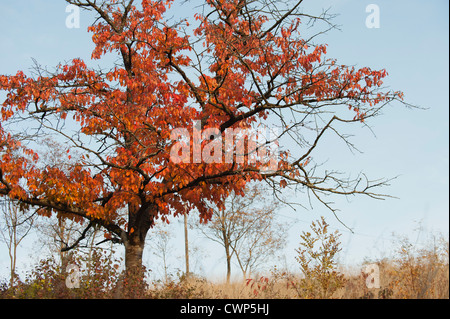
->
[[0, 0, 448, 281]]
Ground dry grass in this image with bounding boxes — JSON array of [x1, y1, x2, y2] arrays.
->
[[155, 256, 448, 299], [1, 231, 448, 299], [148, 232, 449, 299]]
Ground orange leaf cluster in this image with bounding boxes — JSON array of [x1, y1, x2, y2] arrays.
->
[[0, 0, 404, 242]]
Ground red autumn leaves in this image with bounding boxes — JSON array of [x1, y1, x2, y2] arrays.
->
[[0, 0, 404, 242]]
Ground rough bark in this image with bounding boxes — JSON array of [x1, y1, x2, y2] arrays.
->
[[115, 203, 155, 297], [124, 240, 145, 275]]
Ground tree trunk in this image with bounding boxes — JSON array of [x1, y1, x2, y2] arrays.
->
[[226, 251, 231, 284], [114, 238, 146, 298], [224, 235, 232, 284], [115, 203, 154, 298], [184, 210, 190, 278], [125, 240, 145, 275], [9, 247, 15, 289]]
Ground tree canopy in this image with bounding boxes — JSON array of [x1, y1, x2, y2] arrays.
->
[[0, 0, 407, 274]]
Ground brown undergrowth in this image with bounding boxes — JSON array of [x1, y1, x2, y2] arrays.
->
[[1, 222, 448, 299]]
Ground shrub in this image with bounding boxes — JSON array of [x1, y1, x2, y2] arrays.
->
[[293, 216, 346, 298], [386, 233, 449, 299], [6, 248, 125, 299]]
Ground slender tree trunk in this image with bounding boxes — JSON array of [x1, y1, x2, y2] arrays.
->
[[223, 230, 232, 284], [8, 209, 17, 289], [162, 248, 168, 284], [225, 245, 232, 283], [184, 210, 190, 278], [9, 246, 15, 289], [233, 247, 248, 280]]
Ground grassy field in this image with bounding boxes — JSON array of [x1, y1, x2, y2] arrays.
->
[[1, 231, 448, 299]]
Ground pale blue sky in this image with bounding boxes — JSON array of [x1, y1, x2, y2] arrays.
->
[[0, 1, 448, 281]]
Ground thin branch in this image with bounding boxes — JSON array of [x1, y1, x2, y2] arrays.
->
[[61, 221, 93, 252]]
